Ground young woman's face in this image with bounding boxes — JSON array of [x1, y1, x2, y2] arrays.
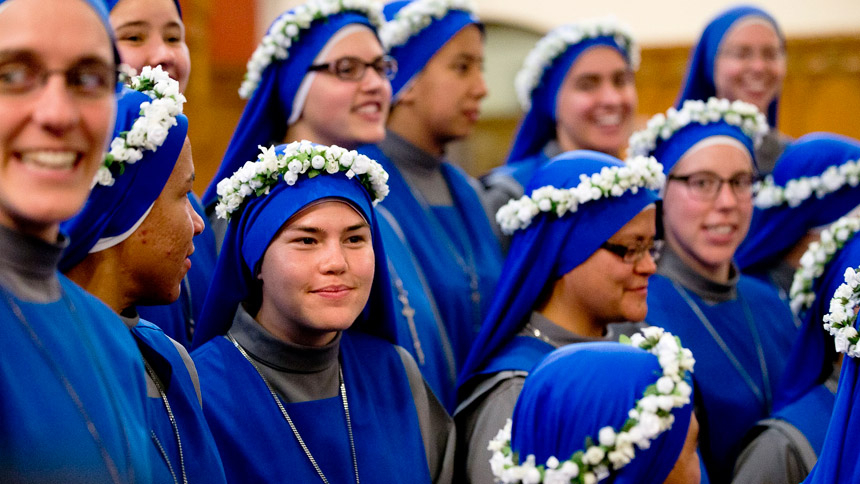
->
[[111, 0, 190, 91], [662, 143, 755, 280], [256, 201, 375, 347], [0, 0, 116, 241], [553, 206, 658, 331], [713, 18, 785, 116], [288, 28, 391, 149], [554, 46, 637, 157]]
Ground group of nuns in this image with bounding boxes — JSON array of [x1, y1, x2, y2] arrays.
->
[[2, 0, 860, 483]]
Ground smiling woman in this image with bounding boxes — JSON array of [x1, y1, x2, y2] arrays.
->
[[0, 0, 155, 482]]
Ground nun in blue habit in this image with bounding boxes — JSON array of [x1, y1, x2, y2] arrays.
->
[[456, 151, 662, 484], [632, 98, 799, 483], [737, 132, 860, 295], [483, 19, 640, 223], [359, 0, 503, 372], [677, 5, 788, 174], [60, 82, 226, 484], [0, 0, 153, 482], [191, 142, 454, 483], [495, 337, 699, 484]]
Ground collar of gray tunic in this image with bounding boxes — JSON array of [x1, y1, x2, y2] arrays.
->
[[518, 311, 622, 346], [0, 223, 65, 303], [379, 130, 454, 206], [228, 305, 342, 402], [657, 243, 740, 304], [542, 140, 563, 160]]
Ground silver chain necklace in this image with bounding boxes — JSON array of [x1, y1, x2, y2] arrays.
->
[[143, 360, 187, 484], [228, 334, 360, 484]]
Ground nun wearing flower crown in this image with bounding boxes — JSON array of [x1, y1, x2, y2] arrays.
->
[[482, 18, 640, 230], [107, 0, 219, 349], [736, 133, 860, 295], [630, 97, 799, 482], [191, 142, 454, 483], [677, 5, 788, 174], [488, 329, 700, 484], [456, 151, 664, 484], [0, 0, 155, 481], [60, 71, 227, 484], [359, 0, 503, 374], [800, 263, 860, 483]]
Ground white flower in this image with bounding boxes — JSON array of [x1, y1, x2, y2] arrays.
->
[[822, 263, 860, 359], [598, 426, 616, 447], [380, 0, 476, 51], [583, 446, 605, 466]]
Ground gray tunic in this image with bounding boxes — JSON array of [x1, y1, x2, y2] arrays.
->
[[229, 306, 455, 484], [0, 224, 64, 302], [454, 312, 645, 484], [755, 129, 792, 177], [657, 244, 741, 304]]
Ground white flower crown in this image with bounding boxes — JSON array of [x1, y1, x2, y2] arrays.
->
[[790, 214, 860, 314], [238, 0, 386, 99], [754, 159, 860, 209], [93, 66, 187, 187], [823, 267, 860, 358], [379, 0, 477, 51], [515, 17, 640, 112], [628, 97, 769, 158], [214, 140, 390, 220], [495, 156, 665, 235], [488, 327, 695, 484]]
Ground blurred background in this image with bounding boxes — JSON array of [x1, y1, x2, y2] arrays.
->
[[177, 0, 860, 193]]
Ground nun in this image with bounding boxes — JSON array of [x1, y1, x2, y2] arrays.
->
[[191, 142, 454, 483], [0, 0, 152, 481], [456, 151, 664, 484], [677, 5, 788, 173], [60, 70, 225, 484], [629, 97, 799, 482]]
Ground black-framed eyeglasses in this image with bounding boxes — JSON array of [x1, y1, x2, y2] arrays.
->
[[667, 171, 758, 201], [600, 239, 664, 264], [307, 55, 398, 82], [0, 55, 116, 98]]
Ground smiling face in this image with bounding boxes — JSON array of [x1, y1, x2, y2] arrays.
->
[[391, 24, 487, 155], [255, 201, 376, 347], [111, 0, 190, 91], [713, 18, 785, 116], [0, 0, 115, 242], [540, 207, 658, 337], [286, 27, 391, 150], [662, 142, 755, 282], [119, 137, 203, 306], [554, 46, 637, 157]]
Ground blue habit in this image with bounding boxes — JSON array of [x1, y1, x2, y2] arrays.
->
[[131, 320, 226, 484], [358, 144, 502, 370], [193, 331, 431, 483], [0, 278, 152, 484], [646, 273, 797, 482]]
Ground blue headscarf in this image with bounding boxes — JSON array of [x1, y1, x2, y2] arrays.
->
[[677, 5, 784, 127], [511, 342, 694, 483], [651, 119, 757, 175], [458, 151, 659, 391], [737, 133, 860, 273], [202, 8, 380, 207], [383, 0, 482, 100], [192, 144, 394, 348], [106, 0, 182, 17], [59, 87, 188, 272], [507, 25, 637, 163]]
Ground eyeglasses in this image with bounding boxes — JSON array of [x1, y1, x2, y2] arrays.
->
[[667, 171, 758, 201], [718, 46, 785, 64], [600, 239, 664, 264], [0, 56, 116, 99], [307, 55, 398, 82]]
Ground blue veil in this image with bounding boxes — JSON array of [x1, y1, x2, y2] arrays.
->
[[202, 9, 380, 207], [650, 120, 757, 175], [192, 144, 395, 348], [676, 5, 784, 127], [458, 151, 659, 393], [737, 133, 860, 273], [106, 0, 182, 17], [59, 88, 188, 272], [511, 342, 693, 483]]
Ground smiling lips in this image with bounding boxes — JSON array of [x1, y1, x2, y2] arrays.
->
[[311, 284, 353, 299]]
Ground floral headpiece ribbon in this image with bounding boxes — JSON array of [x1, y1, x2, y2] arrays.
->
[[214, 140, 390, 220], [823, 266, 860, 358], [755, 158, 860, 209], [495, 156, 664, 235], [94, 65, 186, 187], [379, 0, 476, 51], [488, 327, 695, 483]]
